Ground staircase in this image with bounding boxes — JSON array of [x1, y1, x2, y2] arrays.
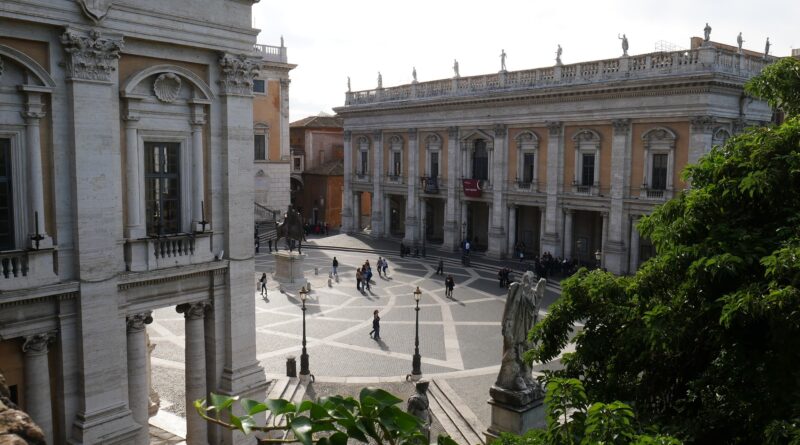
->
[[259, 378, 308, 441], [255, 203, 280, 246], [428, 379, 486, 445]]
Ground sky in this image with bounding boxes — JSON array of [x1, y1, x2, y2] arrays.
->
[[253, 0, 798, 122]]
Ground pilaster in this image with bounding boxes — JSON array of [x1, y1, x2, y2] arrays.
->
[[404, 128, 419, 244], [342, 130, 354, 232], [371, 130, 384, 237], [23, 332, 55, 445], [541, 121, 563, 256], [487, 124, 507, 258], [443, 126, 460, 250], [177, 303, 210, 445], [604, 119, 630, 274], [689, 116, 715, 166], [126, 312, 153, 445]]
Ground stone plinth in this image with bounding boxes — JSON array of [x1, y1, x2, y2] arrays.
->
[[485, 395, 546, 443], [273, 251, 309, 293]]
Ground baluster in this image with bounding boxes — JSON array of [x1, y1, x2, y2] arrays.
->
[[11, 257, 19, 277], [189, 238, 195, 255], [2, 257, 8, 278]]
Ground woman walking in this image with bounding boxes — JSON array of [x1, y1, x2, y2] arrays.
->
[[369, 310, 381, 340], [356, 267, 363, 291], [259, 273, 267, 296], [445, 275, 455, 299]]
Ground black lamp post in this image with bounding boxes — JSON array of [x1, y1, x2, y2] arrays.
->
[[594, 249, 602, 270], [411, 286, 422, 377], [299, 286, 310, 376]]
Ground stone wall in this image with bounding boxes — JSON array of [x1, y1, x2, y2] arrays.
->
[[255, 161, 291, 212]]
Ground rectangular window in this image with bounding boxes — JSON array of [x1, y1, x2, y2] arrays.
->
[[145, 142, 181, 236], [522, 153, 535, 183], [430, 152, 439, 178], [651, 153, 668, 190], [360, 151, 368, 175], [393, 151, 401, 176], [294, 157, 301, 171], [253, 79, 266, 94], [581, 153, 595, 186], [254, 134, 266, 161], [0, 138, 13, 250]]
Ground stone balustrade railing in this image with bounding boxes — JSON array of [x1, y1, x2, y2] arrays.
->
[[345, 48, 772, 106], [253, 43, 288, 63], [125, 233, 213, 272], [0, 248, 58, 292]]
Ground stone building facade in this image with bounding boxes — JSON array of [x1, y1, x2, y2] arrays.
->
[[0, 1, 271, 444], [336, 38, 774, 273]]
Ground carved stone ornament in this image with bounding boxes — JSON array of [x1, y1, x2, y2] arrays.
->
[[77, 0, 115, 23], [60, 29, 123, 82], [22, 332, 55, 355], [218, 53, 260, 96], [690, 115, 715, 132], [343, 130, 352, 142], [176, 301, 210, 320], [545, 121, 563, 136], [126, 311, 154, 332], [612, 118, 631, 135], [494, 124, 507, 138], [153, 73, 182, 103]]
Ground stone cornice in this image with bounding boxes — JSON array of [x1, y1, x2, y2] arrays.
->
[[60, 28, 124, 82], [117, 262, 227, 291]]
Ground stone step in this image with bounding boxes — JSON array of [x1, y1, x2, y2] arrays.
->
[[263, 378, 307, 440], [428, 379, 486, 445]]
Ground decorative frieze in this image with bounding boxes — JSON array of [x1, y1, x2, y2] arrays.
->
[[177, 301, 210, 320], [690, 115, 715, 132], [22, 332, 55, 355], [60, 29, 123, 82], [126, 311, 153, 332], [612, 118, 631, 135], [218, 53, 260, 96], [546, 121, 563, 136]]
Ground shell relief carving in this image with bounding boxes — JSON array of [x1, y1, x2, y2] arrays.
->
[[153, 73, 182, 103]]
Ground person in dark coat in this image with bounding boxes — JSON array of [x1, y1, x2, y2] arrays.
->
[[445, 275, 455, 298], [369, 310, 381, 339], [436, 259, 444, 275]]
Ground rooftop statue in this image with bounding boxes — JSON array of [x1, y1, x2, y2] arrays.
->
[[704, 22, 712, 42], [453, 59, 460, 78], [377, 71, 382, 89], [619, 33, 629, 56], [500, 49, 507, 72], [765, 37, 771, 58], [555, 44, 563, 66], [412, 66, 417, 83], [737, 32, 744, 52], [347, 76, 351, 93]]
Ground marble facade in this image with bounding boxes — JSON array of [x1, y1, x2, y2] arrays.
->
[[0, 1, 271, 443], [336, 39, 775, 273]]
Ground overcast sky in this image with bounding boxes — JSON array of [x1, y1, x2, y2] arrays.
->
[[253, 0, 798, 122]]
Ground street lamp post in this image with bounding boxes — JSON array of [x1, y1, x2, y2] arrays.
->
[[411, 286, 422, 378], [299, 286, 311, 377]]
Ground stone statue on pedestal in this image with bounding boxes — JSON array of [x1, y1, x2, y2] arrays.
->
[[555, 45, 563, 66], [412, 67, 417, 83], [377, 71, 382, 89], [765, 37, 771, 58], [500, 49, 507, 72], [347, 76, 351, 92], [275, 205, 306, 254], [453, 59, 460, 78], [737, 32, 744, 52], [407, 380, 431, 441], [618, 34, 629, 56], [491, 271, 546, 404], [704, 22, 712, 43]]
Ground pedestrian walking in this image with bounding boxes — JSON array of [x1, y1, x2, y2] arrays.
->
[[376, 257, 384, 277], [400, 242, 406, 257], [356, 267, 363, 291], [445, 275, 455, 298], [259, 273, 267, 295], [381, 258, 388, 276], [436, 259, 444, 275], [332, 257, 339, 276], [369, 310, 381, 340]]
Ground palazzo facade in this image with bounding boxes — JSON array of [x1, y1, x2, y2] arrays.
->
[[336, 38, 774, 273], [0, 1, 270, 444]]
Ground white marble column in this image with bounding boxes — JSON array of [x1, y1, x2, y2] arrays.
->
[[542, 122, 563, 256], [487, 125, 507, 258], [178, 302, 210, 445], [443, 127, 460, 250], [342, 131, 354, 232], [123, 108, 144, 238], [507, 205, 517, 256], [22, 333, 55, 445], [604, 119, 630, 274], [191, 105, 207, 231], [629, 215, 641, 273], [563, 209, 573, 259], [371, 130, 384, 237], [22, 93, 51, 247], [404, 129, 419, 244], [127, 312, 153, 445]]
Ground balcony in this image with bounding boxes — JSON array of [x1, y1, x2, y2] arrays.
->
[[354, 173, 372, 184], [572, 181, 601, 196], [0, 248, 58, 292], [637, 186, 673, 201], [510, 180, 544, 193], [386, 175, 405, 185], [125, 233, 214, 272], [420, 176, 442, 194]]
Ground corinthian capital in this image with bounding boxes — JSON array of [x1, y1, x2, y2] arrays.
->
[[546, 121, 563, 136], [177, 301, 211, 320], [690, 115, 715, 133], [218, 53, 261, 96], [60, 28, 123, 82], [126, 311, 154, 332], [22, 332, 55, 355], [612, 119, 631, 135]]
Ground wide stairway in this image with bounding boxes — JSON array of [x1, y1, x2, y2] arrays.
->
[[255, 203, 280, 246]]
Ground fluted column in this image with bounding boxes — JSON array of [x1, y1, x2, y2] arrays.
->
[[177, 302, 210, 445], [22, 98, 51, 247], [123, 108, 143, 238], [127, 312, 153, 445], [404, 129, 419, 244], [342, 131, 354, 232], [542, 121, 563, 256], [371, 130, 384, 237], [191, 107, 207, 231], [563, 209, 574, 259], [443, 126, 460, 250], [629, 215, 641, 273], [22, 332, 55, 445]]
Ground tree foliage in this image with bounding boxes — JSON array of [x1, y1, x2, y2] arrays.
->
[[527, 57, 800, 444]]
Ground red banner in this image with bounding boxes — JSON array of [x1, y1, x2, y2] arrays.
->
[[462, 179, 482, 197]]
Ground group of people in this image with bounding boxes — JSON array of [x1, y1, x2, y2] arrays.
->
[[355, 260, 373, 291], [304, 222, 329, 236], [497, 267, 515, 288], [399, 242, 423, 258]]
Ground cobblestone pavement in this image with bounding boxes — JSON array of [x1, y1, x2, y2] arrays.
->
[[148, 233, 565, 440]]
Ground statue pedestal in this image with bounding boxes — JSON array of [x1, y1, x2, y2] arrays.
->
[[273, 251, 309, 293], [485, 397, 546, 443], [485, 386, 546, 443]]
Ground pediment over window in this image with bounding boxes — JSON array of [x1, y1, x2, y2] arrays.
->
[[388, 135, 404, 150], [515, 131, 540, 150], [460, 129, 495, 151], [425, 133, 442, 149], [571, 128, 602, 149], [641, 127, 677, 150]]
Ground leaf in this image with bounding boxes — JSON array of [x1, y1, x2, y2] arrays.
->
[[209, 393, 237, 413], [289, 416, 313, 445], [240, 398, 268, 416], [330, 431, 349, 445], [265, 398, 295, 415], [359, 387, 402, 408]]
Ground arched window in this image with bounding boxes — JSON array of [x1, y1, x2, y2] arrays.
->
[[571, 129, 601, 195]]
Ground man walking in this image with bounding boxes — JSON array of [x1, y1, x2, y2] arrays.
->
[[445, 275, 455, 299], [332, 257, 339, 276], [436, 258, 444, 275], [369, 310, 381, 340], [259, 273, 267, 296]]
